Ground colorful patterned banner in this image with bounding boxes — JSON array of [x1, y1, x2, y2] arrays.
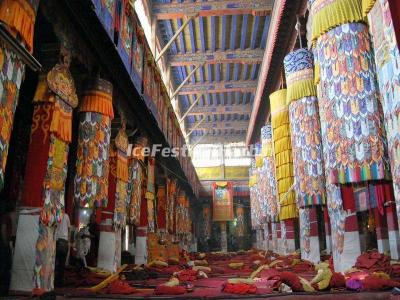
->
[[0, 40, 25, 191], [212, 182, 234, 221], [166, 178, 177, 234], [235, 205, 245, 237], [299, 208, 311, 254], [202, 204, 211, 239], [314, 22, 390, 184], [128, 158, 143, 225], [74, 78, 113, 208], [285, 48, 326, 208], [146, 157, 155, 232], [367, 0, 400, 230]]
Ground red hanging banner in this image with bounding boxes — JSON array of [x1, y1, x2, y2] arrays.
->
[[212, 182, 234, 221]]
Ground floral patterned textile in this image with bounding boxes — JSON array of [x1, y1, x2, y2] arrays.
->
[[261, 125, 279, 220], [33, 223, 56, 291], [128, 158, 143, 225], [367, 0, 400, 229], [315, 22, 390, 184], [0, 40, 25, 191], [288, 97, 326, 207], [74, 112, 112, 208], [285, 48, 326, 208], [299, 208, 311, 254], [166, 178, 177, 234]]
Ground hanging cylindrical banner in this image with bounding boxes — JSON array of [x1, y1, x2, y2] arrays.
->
[[212, 181, 234, 221], [284, 48, 325, 208], [166, 178, 177, 234], [270, 89, 297, 220], [157, 185, 167, 230], [236, 205, 245, 237], [74, 78, 114, 208], [261, 124, 278, 220], [311, 0, 390, 185], [366, 0, 400, 232], [202, 204, 211, 239]]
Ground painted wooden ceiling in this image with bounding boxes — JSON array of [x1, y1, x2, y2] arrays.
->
[[152, 0, 273, 144]]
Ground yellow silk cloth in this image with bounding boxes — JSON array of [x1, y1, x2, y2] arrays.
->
[[310, 0, 365, 44], [362, 0, 377, 16], [0, 0, 36, 52], [270, 89, 297, 220]]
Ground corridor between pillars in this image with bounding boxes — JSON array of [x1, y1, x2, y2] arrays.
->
[[284, 48, 326, 263], [309, 0, 391, 272], [270, 89, 297, 254], [364, 0, 400, 248], [13, 57, 78, 291]]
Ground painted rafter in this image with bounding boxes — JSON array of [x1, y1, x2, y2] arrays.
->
[[152, 0, 273, 20], [168, 48, 264, 66], [186, 104, 251, 116], [187, 120, 248, 130], [191, 133, 247, 144], [178, 80, 257, 95]]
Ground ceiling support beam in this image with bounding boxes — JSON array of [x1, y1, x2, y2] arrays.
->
[[179, 80, 257, 95], [191, 134, 247, 144], [187, 104, 251, 116], [156, 14, 197, 62], [152, 0, 273, 20], [179, 93, 204, 124], [185, 117, 206, 138], [168, 48, 264, 66], [187, 120, 248, 131], [170, 64, 203, 100]]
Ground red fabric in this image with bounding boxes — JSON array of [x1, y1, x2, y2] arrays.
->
[[102, 156, 116, 220], [354, 251, 391, 273], [102, 280, 137, 294], [330, 272, 346, 288], [361, 275, 400, 291], [278, 271, 304, 292], [293, 261, 314, 273], [156, 187, 166, 229], [176, 269, 198, 282], [389, 0, 400, 46], [341, 185, 355, 212], [139, 178, 148, 227], [222, 283, 257, 295], [154, 285, 186, 295], [22, 104, 53, 207]]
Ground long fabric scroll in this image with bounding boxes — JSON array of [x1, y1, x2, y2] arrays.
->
[[74, 78, 114, 208], [212, 181, 234, 222], [366, 0, 400, 232], [284, 48, 326, 208], [0, 40, 25, 191], [312, 0, 390, 185], [113, 126, 129, 228], [128, 156, 143, 225], [261, 124, 279, 220], [270, 89, 297, 220], [146, 157, 155, 232], [166, 178, 177, 234]]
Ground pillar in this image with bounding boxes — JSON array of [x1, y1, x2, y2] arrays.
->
[[220, 222, 228, 252], [271, 222, 278, 253], [145, 157, 156, 233], [386, 202, 400, 259], [270, 89, 298, 243], [135, 175, 148, 265], [263, 223, 269, 251], [365, 0, 400, 233], [300, 207, 320, 264], [323, 207, 332, 254], [310, 0, 390, 271], [373, 207, 389, 254], [276, 222, 282, 254], [156, 185, 167, 237], [236, 205, 245, 250], [12, 58, 78, 292]]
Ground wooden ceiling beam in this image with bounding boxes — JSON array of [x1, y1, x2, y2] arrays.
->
[[187, 104, 251, 116], [187, 120, 248, 130], [152, 0, 273, 20], [179, 80, 257, 95], [168, 48, 264, 66]]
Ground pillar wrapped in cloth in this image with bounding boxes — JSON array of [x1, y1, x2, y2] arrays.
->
[[311, 0, 390, 184], [309, 0, 384, 271], [166, 178, 177, 235], [202, 204, 211, 239], [13, 59, 78, 292], [365, 0, 400, 248], [146, 157, 156, 232], [284, 48, 325, 207], [128, 136, 147, 225], [284, 48, 325, 262], [270, 89, 297, 223], [0, 0, 39, 191], [156, 185, 167, 232], [74, 78, 114, 208]]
